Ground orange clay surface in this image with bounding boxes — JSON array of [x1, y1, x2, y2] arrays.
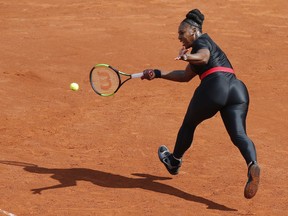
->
[[0, 0, 287, 215]]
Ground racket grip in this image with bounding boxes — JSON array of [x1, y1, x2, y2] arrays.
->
[[131, 73, 143, 79]]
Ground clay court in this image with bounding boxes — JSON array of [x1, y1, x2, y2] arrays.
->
[[1, 0, 287, 215]]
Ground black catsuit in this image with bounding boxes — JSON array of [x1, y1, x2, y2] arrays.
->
[[173, 33, 257, 165]]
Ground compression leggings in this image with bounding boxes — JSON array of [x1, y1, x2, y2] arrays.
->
[[173, 72, 257, 165]]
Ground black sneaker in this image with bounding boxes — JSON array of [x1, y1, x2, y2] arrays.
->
[[244, 161, 260, 199], [158, 145, 182, 175]]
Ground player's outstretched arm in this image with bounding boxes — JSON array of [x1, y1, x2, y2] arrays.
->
[[161, 64, 197, 82], [141, 63, 197, 82]]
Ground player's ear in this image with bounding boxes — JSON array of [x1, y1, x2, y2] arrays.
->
[[191, 27, 197, 35], [189, 27, 196, 36]]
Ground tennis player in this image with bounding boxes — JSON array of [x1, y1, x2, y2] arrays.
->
[[141, 9, 260, 199]]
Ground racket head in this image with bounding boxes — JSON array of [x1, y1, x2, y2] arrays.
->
[[89, 64, 121, 96]]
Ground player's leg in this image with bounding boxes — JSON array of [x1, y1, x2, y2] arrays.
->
[[158, 94, 220, 175], [220, 78, 260, 199], [159, 75, 229, 175], [172, 92, 220, 159], [220, 104, 257, 164], [220, 78, 257, 165], [173, 74, 230, 159]]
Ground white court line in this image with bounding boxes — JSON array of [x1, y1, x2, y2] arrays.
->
[[0, 209, 16, 216]]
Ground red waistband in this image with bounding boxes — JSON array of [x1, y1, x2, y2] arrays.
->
[[200, 67, 235, 80]]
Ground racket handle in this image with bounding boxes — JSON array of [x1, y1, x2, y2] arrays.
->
[[131, 72, 143, 79]]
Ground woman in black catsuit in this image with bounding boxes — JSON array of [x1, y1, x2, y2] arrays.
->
[[141, 9, 260, 199]]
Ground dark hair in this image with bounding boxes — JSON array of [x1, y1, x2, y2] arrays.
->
[[182, 9, 205, 31]]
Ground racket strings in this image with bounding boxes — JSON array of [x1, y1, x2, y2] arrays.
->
[[91, 67, 120, 95]]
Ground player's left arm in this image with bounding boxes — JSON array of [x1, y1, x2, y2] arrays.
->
[[181, 48, 210, 65]]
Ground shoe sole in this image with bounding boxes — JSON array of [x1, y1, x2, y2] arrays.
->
[[244, 164, 260, 199]]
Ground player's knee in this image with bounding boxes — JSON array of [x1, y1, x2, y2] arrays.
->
[[229, 131, 248, 147]]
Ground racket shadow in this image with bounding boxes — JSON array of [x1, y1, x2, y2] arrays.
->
[[0, 161, 237, 212]]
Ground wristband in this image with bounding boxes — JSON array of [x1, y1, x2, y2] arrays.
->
[[154, 69, 161, 78]]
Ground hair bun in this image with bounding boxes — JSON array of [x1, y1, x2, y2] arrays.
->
[[186, 9, 204, 26]]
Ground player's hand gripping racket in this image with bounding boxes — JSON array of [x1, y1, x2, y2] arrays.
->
[[89, 64, 143, 96]]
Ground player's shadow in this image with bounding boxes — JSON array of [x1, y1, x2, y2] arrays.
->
[[0, 161, 237, 212]]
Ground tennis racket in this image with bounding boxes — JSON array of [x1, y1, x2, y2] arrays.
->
[[89, 64, 143, 96]]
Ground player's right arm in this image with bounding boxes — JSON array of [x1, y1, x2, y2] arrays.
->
[[161, 63, 197, 82], [141, 64, 197, 82]]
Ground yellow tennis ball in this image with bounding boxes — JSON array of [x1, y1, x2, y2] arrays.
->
[[70, 82, 79, 91]]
